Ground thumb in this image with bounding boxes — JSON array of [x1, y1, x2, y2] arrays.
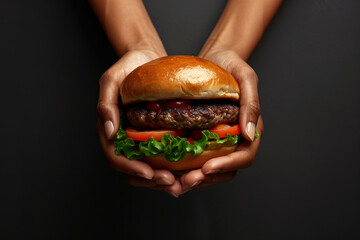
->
[[233, 68, 261, 142], [97, 70, 121, 140]]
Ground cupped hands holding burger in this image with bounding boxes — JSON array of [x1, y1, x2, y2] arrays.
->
[[90, 0, 282, 197]]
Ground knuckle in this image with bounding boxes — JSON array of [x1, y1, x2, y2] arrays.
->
[[242, 68, 259, 85], [248, 101, 261, 116], [99, 70, 114, 86], [245, 157, 255, 168], [96, 101, 108, 117], [99, 67, 125, 86]]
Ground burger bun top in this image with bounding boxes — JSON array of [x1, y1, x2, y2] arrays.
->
[[120, 55, 239, 105]]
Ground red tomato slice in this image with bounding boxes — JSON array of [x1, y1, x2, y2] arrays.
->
[[187, 138, 194, 145], [209, 124, 240, 138], [190, 124, 241, 140], [126, 127, 186, 141]]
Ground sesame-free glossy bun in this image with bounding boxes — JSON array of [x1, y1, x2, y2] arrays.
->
[[120, 55, 239, 105], [143, 145, 237, 171]]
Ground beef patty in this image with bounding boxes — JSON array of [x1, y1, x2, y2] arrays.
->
[[126, 101, 239, 130]]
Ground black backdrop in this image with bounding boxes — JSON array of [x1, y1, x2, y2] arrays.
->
[[1, 0, 360, 239]]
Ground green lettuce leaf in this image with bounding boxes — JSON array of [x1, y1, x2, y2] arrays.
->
[[113, 115, 144, 160], [113, 112, 259, 162]]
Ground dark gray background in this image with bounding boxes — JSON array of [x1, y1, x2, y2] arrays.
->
[[1, 0, 360, 239]]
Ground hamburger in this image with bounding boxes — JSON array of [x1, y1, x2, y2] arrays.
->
[[114, 55, 252, 171]]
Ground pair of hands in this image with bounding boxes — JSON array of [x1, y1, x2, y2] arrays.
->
[[96, 49, 263, 197]]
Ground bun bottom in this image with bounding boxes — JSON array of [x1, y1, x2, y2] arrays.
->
[[143, 145, 237, 171]]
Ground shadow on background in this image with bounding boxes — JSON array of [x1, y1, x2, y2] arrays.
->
[[1, 0, 360, 239]]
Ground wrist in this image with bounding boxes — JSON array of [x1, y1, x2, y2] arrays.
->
[[199, 0, 281, 61], [199, 34, 254, 61], [198, 38, 227, 58], [199, 39, 241, 62], [90, 0, 166, 58], [125, 38, 167, 58]]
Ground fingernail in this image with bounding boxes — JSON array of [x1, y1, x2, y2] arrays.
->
[[104, 120, 114, 139], [191, 181, 202, 188], [136, 172, 152, 180], [205, 169, 220, 175], [167, 191, 179, 198], [246, 122, 256, 141], [156, 178, 172, 185]]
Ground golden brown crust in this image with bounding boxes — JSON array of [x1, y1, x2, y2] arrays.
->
[[143, 145, 237, 171], [121, 55, 239, 105]]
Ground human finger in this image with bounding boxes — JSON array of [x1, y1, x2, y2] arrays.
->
[[202, 117, 263, 174], [179, 169, 237, 193], [230, 60, 261, 142], [97, 120, 154, 179], [125, 169, 175, 188], [96, 64, 125, 140], [97, 51, 154, 140]]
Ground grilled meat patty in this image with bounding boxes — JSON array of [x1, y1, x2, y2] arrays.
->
[[126, 101, 239, 130]]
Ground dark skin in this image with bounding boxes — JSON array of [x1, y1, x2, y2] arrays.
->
[[95, 51, 264, 197], [97, 116, 263, 195], [91, 0, 281, 197]]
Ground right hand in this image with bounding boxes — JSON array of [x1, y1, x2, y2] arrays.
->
[[96, 50, 184, 197], [176, 49, 263, 193]]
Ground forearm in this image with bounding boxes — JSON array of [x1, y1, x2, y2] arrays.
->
[[89, 0, 166, 57], [199, 0, 282, 60]]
